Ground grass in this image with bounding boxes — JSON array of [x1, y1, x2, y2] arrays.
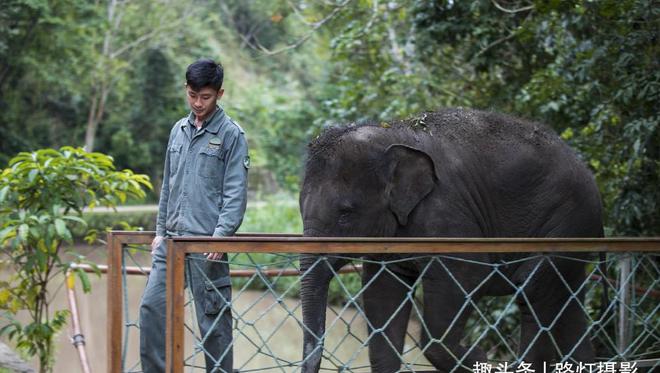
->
[[239, 193, 302, 234]]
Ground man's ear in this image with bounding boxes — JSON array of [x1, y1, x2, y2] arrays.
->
[[217, 88, 225, 100]]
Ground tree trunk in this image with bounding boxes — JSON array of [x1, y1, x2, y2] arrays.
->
[[84, 83, 109, 152], [84, 87, 99, 151], [84, 0, 118, 152]]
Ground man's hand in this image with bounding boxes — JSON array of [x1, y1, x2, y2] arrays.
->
[[206, 252, 223, 261], [153, 236, 221, 259], [151, 235, 164, 255]]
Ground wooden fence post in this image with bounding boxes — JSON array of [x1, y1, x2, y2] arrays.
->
[[166, 238, 186, 373], [107, 232, 124, 373]]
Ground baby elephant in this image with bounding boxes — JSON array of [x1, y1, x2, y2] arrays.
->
[[299, 108, 603, 372]]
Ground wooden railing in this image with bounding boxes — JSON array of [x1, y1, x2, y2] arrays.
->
[[106, 231, 660, 373]]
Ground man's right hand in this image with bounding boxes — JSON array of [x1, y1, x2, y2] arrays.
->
[[151, 235, 164, 255]]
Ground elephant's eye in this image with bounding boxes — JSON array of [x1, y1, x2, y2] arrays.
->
[[338, 210, 351, 221], [337, 203, 355, 224], [338, 212, 351, 225], [337, 202, 355, 215]]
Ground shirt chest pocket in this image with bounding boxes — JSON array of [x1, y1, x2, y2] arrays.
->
[[197, 146, 226, 179], [168, 144, 183, 175]]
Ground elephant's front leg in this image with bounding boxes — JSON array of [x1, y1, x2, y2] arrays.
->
[[420, 270, 487, 373], [362, 262, 414, 373]]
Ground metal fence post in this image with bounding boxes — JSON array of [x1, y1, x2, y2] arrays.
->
[[617, 256, 633, 357]]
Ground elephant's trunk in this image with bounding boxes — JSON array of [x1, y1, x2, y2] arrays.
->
[[300, 254, 347, 372]]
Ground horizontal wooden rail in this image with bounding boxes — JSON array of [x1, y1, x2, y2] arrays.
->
[[74, 262, 362, 277], [171, 236, 660, 254]]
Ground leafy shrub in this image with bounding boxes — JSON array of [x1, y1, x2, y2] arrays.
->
[[0, 147, 151, 373]]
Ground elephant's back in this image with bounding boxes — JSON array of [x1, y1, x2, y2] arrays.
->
[[416, 108, 603, 238], [416, 108, 560, 151]]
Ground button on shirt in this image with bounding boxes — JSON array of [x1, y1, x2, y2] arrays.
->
[[156, 106, 249, 237]]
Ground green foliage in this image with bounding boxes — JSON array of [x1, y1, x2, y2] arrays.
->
[[521, 0, 660, 236], [320, 2, 455, 121], [0, 0, 96, 164], [0, 147, 151, 373], [3, 1, 655, 232], [98, 48, 183, 201], [0, 0, 210, 194], [311, 0, 659, 236], [234, 90, 321, 192]]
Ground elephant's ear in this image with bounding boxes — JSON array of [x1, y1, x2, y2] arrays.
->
[[384, 144, 438, 226]]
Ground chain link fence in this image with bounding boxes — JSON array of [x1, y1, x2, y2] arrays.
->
[[107, 233, 659, 373]]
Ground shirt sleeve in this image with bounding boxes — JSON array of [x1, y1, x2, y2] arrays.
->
[[155, 128, 176, 237], [213, 130, 249, 237]]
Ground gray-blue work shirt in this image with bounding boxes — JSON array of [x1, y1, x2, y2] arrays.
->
[[156, 106, 249, 237]]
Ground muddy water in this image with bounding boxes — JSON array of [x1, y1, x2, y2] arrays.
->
[[4, 247, 431, 372]]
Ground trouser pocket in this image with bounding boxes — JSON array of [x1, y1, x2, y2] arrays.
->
[[203, 277, 232, 315]]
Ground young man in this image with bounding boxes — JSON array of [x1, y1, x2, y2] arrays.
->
[[140, 59, 249, 373]]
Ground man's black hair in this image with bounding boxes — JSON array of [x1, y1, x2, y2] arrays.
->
[[186, 58, 224, 91]]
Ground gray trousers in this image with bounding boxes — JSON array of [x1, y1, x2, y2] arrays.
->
[[139, 239, 233, 373]]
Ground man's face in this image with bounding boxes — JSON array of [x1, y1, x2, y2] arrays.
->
[[186, 85, 224, 120]]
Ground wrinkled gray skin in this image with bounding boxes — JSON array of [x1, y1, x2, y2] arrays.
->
[[299, 109, 603, 373]]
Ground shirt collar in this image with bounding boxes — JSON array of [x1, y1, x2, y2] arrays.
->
[[182, 106, 225, 134]]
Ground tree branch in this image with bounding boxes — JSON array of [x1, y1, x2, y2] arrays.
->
[[491, 0, 534, 14], [287, 0, 317, 27], [474, 31, 518, 58], [110, 7, 197, 59], [243, 0, 354, 56], [475, 11, 533, 58]]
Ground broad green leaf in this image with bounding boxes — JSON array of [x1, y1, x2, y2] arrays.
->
[[62, 215, 87, 227], [84, 229, 98, 245], [18, 224, 29, 241], [75, 269, 92, 293], [0, 289, 11, 306], [54, 219, 67, 237], [0, 185, 9, 203], [28, 168, 39, 183], [35, 251, 47, 272], [0, 226, 16, 243]]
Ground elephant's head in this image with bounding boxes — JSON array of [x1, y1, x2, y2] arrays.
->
[[298, 125, 438, 371], [300, 126, 439, 235]]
